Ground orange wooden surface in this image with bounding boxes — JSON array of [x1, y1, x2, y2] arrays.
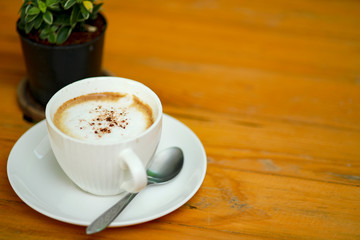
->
[[1, 1, 360, 239]]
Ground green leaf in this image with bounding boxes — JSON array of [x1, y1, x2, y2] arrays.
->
[[38, 0, 47, 13], [43, 11, 53, 25], [56, 26, 72, 44], [25, 21, 35, 34], [91, 3, 102, 19], [24, 4, 32, 15], [70, 5, 80, 26], [48, 32, 57, 43], [27, 7, 40, 15], [48, 4, 61, 11], [33, 14, 43, 29], [80, 4, 90, 20], [39, 27, 51, 39], [63, 0, 77, 10], [93, 3, 103, 13], [25, 13, 38, 23], [51, 25, 58, 32], [45, 0, 60, 7]]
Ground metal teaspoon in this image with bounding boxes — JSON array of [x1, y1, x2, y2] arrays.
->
[[86, 147, 184, 234]]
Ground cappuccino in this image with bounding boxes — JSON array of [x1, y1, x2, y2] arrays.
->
[[53, 92, 154, 142]]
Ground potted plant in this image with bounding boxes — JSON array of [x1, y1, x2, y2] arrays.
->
[[16, 0, 107, 120]]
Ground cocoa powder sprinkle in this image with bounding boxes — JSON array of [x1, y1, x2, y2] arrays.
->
[[78, 104, 130, 138]]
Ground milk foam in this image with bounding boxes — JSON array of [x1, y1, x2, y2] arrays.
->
[[54, 93, 153, 142]]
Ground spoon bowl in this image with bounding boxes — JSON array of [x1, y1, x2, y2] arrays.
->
[[86, 147, 184, 234], [147, 147, 184, 183]]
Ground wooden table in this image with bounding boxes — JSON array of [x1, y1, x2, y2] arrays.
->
[[1, 1, 359, 239]]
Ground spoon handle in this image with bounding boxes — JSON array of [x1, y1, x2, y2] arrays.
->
[[86, 192, 138, 235]]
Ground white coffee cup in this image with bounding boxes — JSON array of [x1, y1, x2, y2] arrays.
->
[[45, 77, 162, 195]]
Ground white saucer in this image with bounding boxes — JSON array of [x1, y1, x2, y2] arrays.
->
[[7, 114, 207, 227]]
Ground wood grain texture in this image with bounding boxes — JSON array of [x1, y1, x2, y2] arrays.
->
[[0, 0, 359, 239]]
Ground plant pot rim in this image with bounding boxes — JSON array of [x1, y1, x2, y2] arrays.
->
[[16, 13, 107, 50]]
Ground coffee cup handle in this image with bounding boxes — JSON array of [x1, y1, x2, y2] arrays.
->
[[34, 135, 51, 159], [118, 149, 147, 193]]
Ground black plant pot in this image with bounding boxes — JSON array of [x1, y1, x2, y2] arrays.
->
[[17, 14, 107, 106]]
